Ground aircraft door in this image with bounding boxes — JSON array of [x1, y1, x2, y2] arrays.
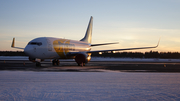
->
[[47, 39, 52, 51]]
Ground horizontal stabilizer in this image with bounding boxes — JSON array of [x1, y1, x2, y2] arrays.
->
[[91, 42, 119, 47]]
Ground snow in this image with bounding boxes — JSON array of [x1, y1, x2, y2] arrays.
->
[[0, 71, 180, 100], [0, 56, 29, 60]]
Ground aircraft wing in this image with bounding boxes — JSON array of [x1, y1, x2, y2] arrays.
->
[[67, 44, 158, 57], [67, 39, 160, 56], [87, 39, 160, 53], [91, 42, 119, 46], [87, 45, 158, 53]]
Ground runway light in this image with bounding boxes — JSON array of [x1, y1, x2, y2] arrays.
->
[[99, 52, 102, 54]]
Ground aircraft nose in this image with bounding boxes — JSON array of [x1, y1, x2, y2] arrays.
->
[[24, 45, 34, 57]]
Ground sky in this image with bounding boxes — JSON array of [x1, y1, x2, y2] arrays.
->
[[0, 0, 180, 52]]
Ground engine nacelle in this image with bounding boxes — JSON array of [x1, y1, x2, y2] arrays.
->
[[75, 53, 91, 65]]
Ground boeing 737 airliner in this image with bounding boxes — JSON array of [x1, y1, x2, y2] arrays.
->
[[11, 16, 159, 66]]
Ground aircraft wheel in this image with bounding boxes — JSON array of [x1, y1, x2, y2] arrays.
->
[[80, 62, 85, 67], [52, 59, 60, 66], [56, 60, 60, 65], [78, 63, 85, 66], [36, 62, 41, 67], [52, 60, 56, 66]]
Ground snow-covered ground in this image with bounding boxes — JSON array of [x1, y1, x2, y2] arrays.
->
[[0, 71, 180, 101], [0, 56, 28, 60], [1, 56, 180, 62]]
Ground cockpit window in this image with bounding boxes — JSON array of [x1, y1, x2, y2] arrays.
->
[[28, 42, 42, 46]]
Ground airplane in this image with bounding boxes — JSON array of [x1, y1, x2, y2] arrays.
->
[[11, 16, 160, 66]]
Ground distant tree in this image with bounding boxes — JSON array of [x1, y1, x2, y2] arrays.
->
[[91, 51, 180, 59], [1, 51, 180, 59], [0, 51, 26, 56]]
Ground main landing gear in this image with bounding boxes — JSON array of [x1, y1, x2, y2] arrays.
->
[[52, 59, 60, 66], [36, 62, 41, 67], [78, 63, 85, 67]]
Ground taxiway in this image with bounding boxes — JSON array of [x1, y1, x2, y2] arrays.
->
[[1, 60, 180, 72]]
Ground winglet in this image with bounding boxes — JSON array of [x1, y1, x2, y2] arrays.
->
[[156, 38, 161, 47], [11, 38, 15, 47], [11, 38, 24, 49]]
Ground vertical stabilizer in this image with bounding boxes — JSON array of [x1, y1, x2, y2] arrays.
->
[[80, 16, 93, 44]]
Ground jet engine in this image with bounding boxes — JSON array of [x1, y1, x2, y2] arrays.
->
[[75, 53, 91, 65]]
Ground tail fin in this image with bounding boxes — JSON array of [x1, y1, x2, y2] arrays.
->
[[80, 16, 93, 44]]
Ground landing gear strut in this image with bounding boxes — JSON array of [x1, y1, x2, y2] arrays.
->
[[78, 62, 85, 67], [52, 59, 60, 66], [36, 62, 41, 67]]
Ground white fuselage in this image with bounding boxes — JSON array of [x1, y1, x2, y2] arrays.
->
[[24, 37, 91, 60]]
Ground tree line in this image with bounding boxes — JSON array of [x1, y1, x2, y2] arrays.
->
[[0, 51, 26, 56], [91, 51, 180, 59], [1, 51, 180, 59]]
